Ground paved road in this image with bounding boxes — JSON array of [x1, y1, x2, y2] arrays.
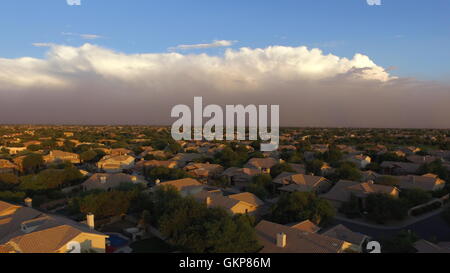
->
[[333, 213, 450, 242]]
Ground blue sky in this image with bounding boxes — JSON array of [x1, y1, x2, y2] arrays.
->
[[0, 0, 449, 80]]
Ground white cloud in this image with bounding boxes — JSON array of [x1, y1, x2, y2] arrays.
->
[[32, 43, 54, 47], [62, 32, 104, 40], [0, 43, 394, 90], [1, 43, 449, 127], [169, 40, 236, 51]]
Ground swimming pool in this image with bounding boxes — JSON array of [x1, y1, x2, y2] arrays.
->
[[106, 233, 130, 248]]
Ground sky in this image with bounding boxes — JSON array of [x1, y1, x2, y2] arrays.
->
[[0, 0, 450, 127]]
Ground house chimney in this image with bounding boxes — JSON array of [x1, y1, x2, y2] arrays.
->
[[100, 176, 107, 183], [86, 213, 95, 230], [276, 232, 287, 248], [206, 196, 212, 207], [24, 197, 32, 208]]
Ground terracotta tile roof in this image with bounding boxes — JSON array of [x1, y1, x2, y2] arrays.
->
[[289, 220, 320, 233], [255, 220, 345, 253], [0, 201, 107, 253], [228, 192, 264, 207], [396, 174, 445, 191], [136, 160, 177, 169], [347, 181, 397, 196], [158, 178, 203, 191], [0, 159, 19, 170], [320, 180, 360, 203], [246, 158, 278, 169], [193, 191, 240, 211], [82, 173, 147, 190], [321, 224, 367, 246]]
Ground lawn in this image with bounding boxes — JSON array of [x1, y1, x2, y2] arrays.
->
[[130, 237, 175, 253]]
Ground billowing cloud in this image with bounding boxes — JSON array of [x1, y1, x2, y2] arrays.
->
[[169, 40, 236, 51], [0, 43, 449, 128]]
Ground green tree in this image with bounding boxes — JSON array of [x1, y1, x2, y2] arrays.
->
[[22, 153, 44, 174], [305, 159, 324, 175], [418, 160, 449, 181], [400, 189, 432, 207], [339, 194, 362, 218], [146, 166, 189, 181], [0, 173, 20, 190], [270, 163, 294, 178], [0, 191, 26, 203], [365, 193, 408, 224], [269, 192, 335, 225], [382, 230, 418, 253], [334, 162, 362, 181], [245, 174, 272, 200], [75, 190, 138, 219], [442, 206, 450, 226], [80, 150, 97, 163], [158, 192, 260, 253]]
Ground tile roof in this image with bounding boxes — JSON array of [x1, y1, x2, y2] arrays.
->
[[228, 192, 264, 207], [0, 200, 107, 253], [255, 220, 345, 253], [321, 224, 368, 246]]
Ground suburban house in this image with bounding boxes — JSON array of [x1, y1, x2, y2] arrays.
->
[[63, 132, 74, 137], [406, 155, 442, 165], [400, 146, 421, 155], [183, 162, 224, 182], [397, 173, 446, 192], [319, 163, 334, 176], [0, 159, 19, 174], [320, 180, 399, 209], [134, 160, 178, 174], [321, 224, 369, 253], [288, 163, 306, 174], [12, 156, 26, 173], [273, 173, 333, 194], [312, 144, 329, 153], [0, 200, 108, 253], [81, 173, 148, 191], [137, 146, 155, 158], [245, 158, 279, 174], [5, 147, 27, 155], [222, 167, 261, 188], [155, 178, 204, 196], [109, 148, 134, 156], [97, 155, 136, 173], [23, 140, 41, 148], [169, 153, 202, 167], [361, 170, 381, 182], [44, 150, 81, 165], [380, 161, 421, 175], [255, 220, 353, 253], [194, 191, 264, 215], [347, 154, 372, 169]]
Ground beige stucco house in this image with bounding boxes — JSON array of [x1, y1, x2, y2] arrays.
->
[[0, 200, 107, 253]]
